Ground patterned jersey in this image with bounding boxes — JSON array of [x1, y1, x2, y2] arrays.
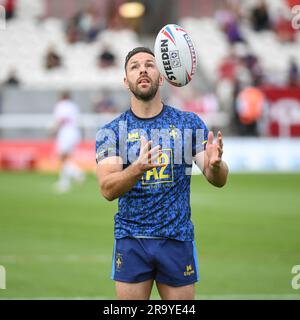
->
[[95, 104, 208, 241]]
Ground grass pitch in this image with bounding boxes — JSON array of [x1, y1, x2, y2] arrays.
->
[[0, 172, 300, 299]]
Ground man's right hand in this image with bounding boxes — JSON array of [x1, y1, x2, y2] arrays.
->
[[96, 136, 168, 201], [133, 136, 167, 174]]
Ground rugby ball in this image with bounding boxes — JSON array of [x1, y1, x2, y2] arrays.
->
[[154, 24, 197, 87]]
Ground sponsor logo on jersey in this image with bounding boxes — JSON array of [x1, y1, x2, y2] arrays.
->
[[127, 132, 140, 142], [169, 125, 178, 139], [142, 148, 174, 185]]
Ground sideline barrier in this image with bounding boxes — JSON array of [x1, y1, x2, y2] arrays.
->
[[0, 138, 300, 173], [0, 141, 95, 172]]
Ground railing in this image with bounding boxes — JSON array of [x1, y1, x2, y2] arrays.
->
[[0, 111, 231, 140]]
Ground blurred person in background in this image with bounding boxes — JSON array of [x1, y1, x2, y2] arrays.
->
[[3, 67, 20, 86], [93, 90, 118, 113], [234, 86, 265, 136], [218, 47, 240, 82], [288, 57, 300, 87], [65, 3, 103, 44], [44, 45, 62, 70], [97, 46, 116, 69], [77, 3, 101, 43], [215, 1, 244, 44], [250, 0, 271, 32], [241, 49, 264, 86], [51, 91, 85, 193], [0, 0, 17, 20]]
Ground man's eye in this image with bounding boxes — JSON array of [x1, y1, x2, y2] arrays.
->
[[131, 65, 137, 69]]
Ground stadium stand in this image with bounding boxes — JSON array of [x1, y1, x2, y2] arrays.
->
[[0, 0, 140, 89], [0, 0, 299, 140]]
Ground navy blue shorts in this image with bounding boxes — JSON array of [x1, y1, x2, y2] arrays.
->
[[111, 237, 199, 287]]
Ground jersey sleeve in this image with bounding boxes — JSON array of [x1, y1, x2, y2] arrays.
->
[[191, 113, 209, 156], [95, 124, 119, 164], [53, 104, 63, 122]]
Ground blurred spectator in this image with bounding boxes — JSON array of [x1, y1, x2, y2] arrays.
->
[[65, 4, 103, 44], [218, 48, 240, 82], [240, 49, 264, 86], [226, 19, 244, 44], [215, 2, 244, 44], [172, 85, 219, 116], [250, 0, 271, 32], [77, 4, 101, 42], [1, 0, 17, 20], [234, 86, 265, 136], [66, 18, 80, 44], [3, 68, 20, 86], [219, 45, 264, 87], [44, 46, 62, 70], [97, 47, 116, 69], [93, 90, 118, 113], [288, 58, 300, 87], [182, 92, 219, 127]]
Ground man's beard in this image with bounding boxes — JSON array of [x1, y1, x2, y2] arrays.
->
[[128, 77, 160, 102]]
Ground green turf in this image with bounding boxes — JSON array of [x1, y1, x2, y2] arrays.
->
[[0, 172, 300, 299]]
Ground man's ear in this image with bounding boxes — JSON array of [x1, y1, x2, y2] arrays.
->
[[159, 74, 164, 86], [124, 76, 129, 90]]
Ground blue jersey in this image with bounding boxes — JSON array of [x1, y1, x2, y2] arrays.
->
[[95, 104, 208, 241]]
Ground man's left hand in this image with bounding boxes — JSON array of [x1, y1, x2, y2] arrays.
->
[[205, 131, 223, 169]]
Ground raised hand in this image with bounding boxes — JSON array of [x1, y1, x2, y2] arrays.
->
[[134, 136, 167, 173], [205, 131, 223, 169]]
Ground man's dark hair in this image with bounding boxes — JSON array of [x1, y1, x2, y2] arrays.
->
[[124, 47, 154, 71], [60, 91, 71, 100]]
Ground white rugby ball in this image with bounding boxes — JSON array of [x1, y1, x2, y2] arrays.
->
[[154, 24, 197, 87]]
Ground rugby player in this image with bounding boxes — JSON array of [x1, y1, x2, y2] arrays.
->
[[52, 91, 84, 192], [95, 47, 228, 300]]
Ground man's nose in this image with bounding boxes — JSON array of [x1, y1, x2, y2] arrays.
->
[[139, 65, 148, 74]]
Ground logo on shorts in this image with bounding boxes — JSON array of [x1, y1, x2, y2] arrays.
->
[[116, 253, 123, 271], [184, 264, 195, 276]]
